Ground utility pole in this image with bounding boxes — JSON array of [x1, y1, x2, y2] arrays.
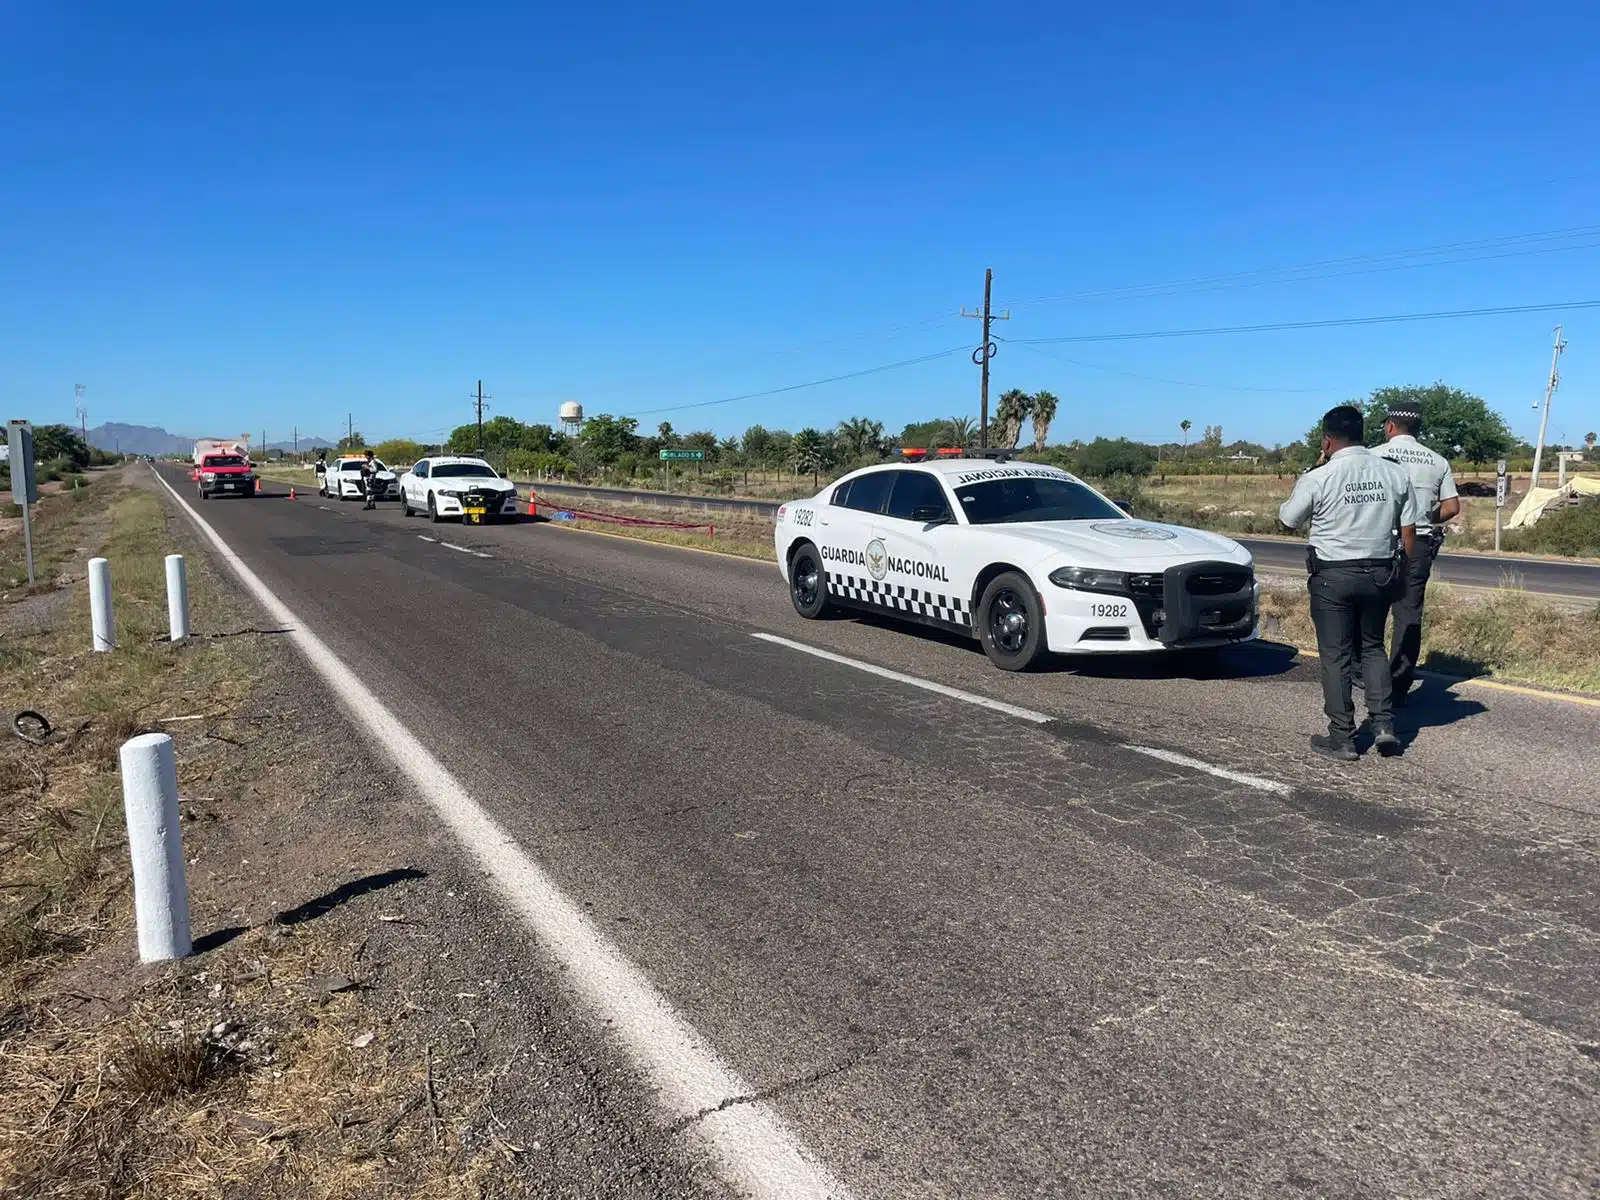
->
[[960, 269, 1009, 448], [347, 413, 354, 446], [293, 426, 299, 458], [75, 384, 87, 445], [1529, 325, 1567, 491], [471, 380, 491, 453]]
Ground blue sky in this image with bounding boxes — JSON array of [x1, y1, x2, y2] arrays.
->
[[3, 1, 1599, 448]]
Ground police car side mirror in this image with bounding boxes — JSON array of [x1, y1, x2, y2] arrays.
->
[[912, 505, 952, 526], [1115, 499, 1134, 514]]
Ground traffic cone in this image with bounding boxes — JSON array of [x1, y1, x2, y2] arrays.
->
[[255, 477, 262, 494], [288, 486, 296, 500], [527, 489, 538, 518]]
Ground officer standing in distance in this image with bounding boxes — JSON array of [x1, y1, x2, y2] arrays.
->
[[1375, 399, 1460, 703], [1279, 405, 1418, 761]]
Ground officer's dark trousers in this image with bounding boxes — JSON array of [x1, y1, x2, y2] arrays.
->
[[1388, 536, 1440, 698], [1308, 561, 1399, 740]]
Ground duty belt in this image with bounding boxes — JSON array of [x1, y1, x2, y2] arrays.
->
[[1306, 546, 1400, 575]]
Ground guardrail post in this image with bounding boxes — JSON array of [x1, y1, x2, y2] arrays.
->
[[118, 732, 192, 961], [88, 557, 115, 651], [164, 554, 190, 643]]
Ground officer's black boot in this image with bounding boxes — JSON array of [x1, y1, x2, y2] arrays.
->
[[1310, 733, 1359, 762], [1370, 722, 1402, 757]]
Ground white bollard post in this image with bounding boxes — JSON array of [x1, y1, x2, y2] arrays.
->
[[88, 557, 115, 652], [164, 554, 190, 643], [118, 733, 192, 962]]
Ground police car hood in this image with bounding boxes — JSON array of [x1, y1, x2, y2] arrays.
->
[[981, 519, 1251, 568]]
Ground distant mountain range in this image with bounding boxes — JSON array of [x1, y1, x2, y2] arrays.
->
[[87, 423, 335, 456]]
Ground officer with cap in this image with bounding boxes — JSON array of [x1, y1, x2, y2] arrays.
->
[[1374, 398, 1460, 702], [1279, 404, 1418, 761]]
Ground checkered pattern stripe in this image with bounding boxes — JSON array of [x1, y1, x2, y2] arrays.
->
[[827, 573, 971, 628]]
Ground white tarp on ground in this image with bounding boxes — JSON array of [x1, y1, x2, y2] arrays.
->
[[1505, 476, 1600, 529]]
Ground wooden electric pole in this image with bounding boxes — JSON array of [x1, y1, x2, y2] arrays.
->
[[961, 269, 1009, 448], [471, 380, 491, 453], [1529, 325, 1567, 492]]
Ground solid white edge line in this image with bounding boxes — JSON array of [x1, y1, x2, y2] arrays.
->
[[149, 467, 853, 1200], [1119, 744, 1290, 795], [750, 633, 1292, 795], [440, 541, 473, 554], [749, 632, 1053, 724]]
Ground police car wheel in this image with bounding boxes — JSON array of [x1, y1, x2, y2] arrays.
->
[[977, 572, 1048, 671], [788, 543, 830, 619], [400, 493, 413, 517]]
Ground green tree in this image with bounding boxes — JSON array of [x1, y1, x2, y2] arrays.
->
[[836, 417, 887, 461], [994, 389, 1033, 450], [31, 425, 91, 469], [1359, 383, 1514, 465], [1179, 419, 1192, 459], [741, 424, 774, 464], [577, 414, 639, 464], [791, 428, 829, 487], [1074, 437, 1155, 478], [1585, 432, 1596, 452], [373, 438, 425, 465], [944, 415, 977, 446], [337, 430, 366, 452], [1029, 391, 1059, 451], [657, 421, 677, 446]]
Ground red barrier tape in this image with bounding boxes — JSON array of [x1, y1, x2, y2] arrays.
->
[[553, 506, 715, 535]]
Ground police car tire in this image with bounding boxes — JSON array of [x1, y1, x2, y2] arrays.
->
[[977, 571, 1049, 671], [428, 494, 443, 523], [401, 493, 413, 517], [787, 543, 831, 619]]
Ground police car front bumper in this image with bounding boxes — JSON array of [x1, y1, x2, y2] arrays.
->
[[1044, 561, 1260, 652], [434, 490, 520, 520]]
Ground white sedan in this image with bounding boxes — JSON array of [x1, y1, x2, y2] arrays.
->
[[774, 455, 1258, 671], [399, 456, 522, 523], [318, 455, 400, 501]]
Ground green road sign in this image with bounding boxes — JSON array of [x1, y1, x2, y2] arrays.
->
[[659, 449, 705, 461]]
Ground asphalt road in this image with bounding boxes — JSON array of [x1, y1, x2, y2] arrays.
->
[[521, 478, 1600, 601], [162, 469, 1600, 1199]]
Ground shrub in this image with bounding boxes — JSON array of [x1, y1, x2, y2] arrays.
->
[[1504, 500, 1600, 557], [503, 449, 576, 479]]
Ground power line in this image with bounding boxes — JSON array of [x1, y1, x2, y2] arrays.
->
[[1005, 340, 1347, 394], [621, 345, 971, 419], [1010, 299, 1600, 345]]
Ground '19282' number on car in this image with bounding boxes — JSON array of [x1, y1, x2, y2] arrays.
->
[[793, 509, 815, 526], [1090, 602, 1129, 618]]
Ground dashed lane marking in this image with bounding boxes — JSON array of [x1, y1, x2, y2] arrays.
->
[[151, 467, 852, 1200], [1120, 744, 1289, 795]]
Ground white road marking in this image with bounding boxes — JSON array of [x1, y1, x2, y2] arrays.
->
[[1119, 744, 1290, 796], [473, 551, 493, 559], [750, 632, 1052, 724], [417, 535, 438, 543], [150, 468, 852, 1200], [440, 541, 474, 554], [751, 632, 1292, 795]]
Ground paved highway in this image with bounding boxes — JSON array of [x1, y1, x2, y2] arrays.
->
[[522, 478, 1600, 601], [158, 468, 1599, 1198]]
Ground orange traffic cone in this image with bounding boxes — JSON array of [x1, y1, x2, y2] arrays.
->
[[255, 477, 262, 494], [527, 489, 538, 518], [288, 486, 296, 500]]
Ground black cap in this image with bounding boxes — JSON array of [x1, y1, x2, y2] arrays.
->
[[1386, 400, 1423, 422]]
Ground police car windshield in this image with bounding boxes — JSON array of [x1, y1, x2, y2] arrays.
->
[[431, 463, 497, 479], [954, 477, 1123, 524]]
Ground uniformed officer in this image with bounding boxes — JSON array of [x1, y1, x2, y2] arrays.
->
[[1279, 405, 1418, 761], [1374, 399, 1460, 702]]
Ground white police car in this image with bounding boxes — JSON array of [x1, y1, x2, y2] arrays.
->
[[318, 455, 399, 501], [774, 456, 1258, 670], [398, 456, 521, 523]]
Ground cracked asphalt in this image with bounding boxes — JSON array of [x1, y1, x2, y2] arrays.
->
[[160, 470, 1599, 1199]]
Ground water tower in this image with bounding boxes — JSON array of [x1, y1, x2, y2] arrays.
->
[[559, 401, 583, 438]]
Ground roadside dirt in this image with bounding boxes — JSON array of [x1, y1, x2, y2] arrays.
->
[[0, 469, 721, 1198]]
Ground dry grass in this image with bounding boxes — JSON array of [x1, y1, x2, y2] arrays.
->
[[0, 471, 504, 1199], [1259, 581, 1600, 694], [540, 498, 772, 561]]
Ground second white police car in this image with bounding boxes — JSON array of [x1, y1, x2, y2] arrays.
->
[[398, 456, 522, 522], [774, 455, 1259, 670]]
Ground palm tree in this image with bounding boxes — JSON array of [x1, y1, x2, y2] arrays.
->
[[791, 428, 829, 488], [943, 415, 977, 447], [994, 389, 1033, 450], [1030, 391, 1059, 452], [1180, 419, 1192, 460], [1586, 431, 1597, 452], [836, 417, 886, 462]]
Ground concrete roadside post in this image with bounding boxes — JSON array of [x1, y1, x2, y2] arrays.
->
[[1494, 458, 1508, 552], [118, 732, 192, 961], [6, 420, 39, 584], [165, 554, 190, 642], [88, 556, 115, 651]]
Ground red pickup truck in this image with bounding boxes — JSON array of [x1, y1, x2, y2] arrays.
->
[[196, 453, 257, 500]]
